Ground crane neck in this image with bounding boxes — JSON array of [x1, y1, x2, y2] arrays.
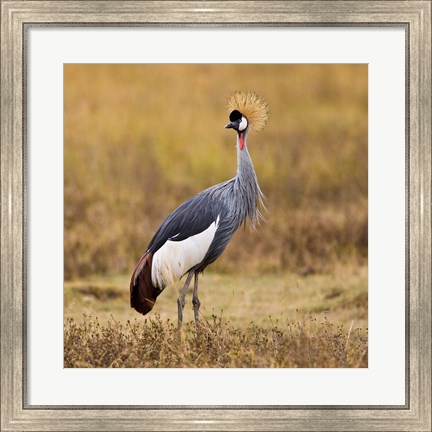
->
[[233, 129, 265, 228], [236, 130, 254, 177]]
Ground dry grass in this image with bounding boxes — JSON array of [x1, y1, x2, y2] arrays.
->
[[65, 266, 367, 330], [64, 314, 367, 368], [64, 267, 367, 368], [64, 64, 367, 279]]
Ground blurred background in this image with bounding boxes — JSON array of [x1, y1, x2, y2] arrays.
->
[[64, 64, 368, 328]]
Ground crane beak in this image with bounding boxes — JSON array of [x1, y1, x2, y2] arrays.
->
[[225, 122, 235, 129]]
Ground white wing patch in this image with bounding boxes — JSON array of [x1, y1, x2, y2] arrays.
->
[[151, 216, 220, 289]]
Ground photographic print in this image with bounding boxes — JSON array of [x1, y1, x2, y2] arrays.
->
[[3, 0, 430, 428], [64, 64, 368, 368]]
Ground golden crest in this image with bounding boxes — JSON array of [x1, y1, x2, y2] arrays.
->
[[226, 91, 269, 133]]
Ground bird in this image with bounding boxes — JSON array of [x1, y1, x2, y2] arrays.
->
[[130, 90, 269, 325]]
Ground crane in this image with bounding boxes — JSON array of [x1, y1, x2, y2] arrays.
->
[[130, 91, 269, 325]]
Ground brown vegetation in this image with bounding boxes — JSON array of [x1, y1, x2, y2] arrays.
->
[[65, 266, 368, 330], [64, 64, 367, 280], [64, 314, 367, 368]]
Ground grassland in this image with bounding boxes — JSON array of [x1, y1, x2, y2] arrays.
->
[[64, 266, 367, 367], [65, 266, 367, 329], [64, 313, 367, 368], [64, 64, 367, 279], [64, 64, 368, 368]]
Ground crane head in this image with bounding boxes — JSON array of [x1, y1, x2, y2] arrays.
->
[[225, 110, 248, 132], [226, 91, 269, 134]]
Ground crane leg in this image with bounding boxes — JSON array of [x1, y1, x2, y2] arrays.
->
[[177, 271, 194, 327], [192, 272, 200, 323]]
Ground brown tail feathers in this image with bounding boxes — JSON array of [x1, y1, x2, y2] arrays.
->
[[130, 252, 161, 315]]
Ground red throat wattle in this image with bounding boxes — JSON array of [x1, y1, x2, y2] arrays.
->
[[239, 133, 245, 150]]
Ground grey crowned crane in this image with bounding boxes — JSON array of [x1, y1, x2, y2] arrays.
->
[[130, 91, 269, 325]]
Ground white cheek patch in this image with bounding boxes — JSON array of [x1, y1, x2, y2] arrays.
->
[[238, 116, 248, 131]]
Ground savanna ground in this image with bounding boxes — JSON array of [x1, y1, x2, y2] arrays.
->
[[64, 64, 368, 368]]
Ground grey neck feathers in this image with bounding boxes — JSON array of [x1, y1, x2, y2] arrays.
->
[[234, 131, 265, 227]]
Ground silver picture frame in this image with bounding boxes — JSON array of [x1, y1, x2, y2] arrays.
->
[[1, 1, 431, 430]]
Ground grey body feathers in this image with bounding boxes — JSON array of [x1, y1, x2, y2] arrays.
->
[[130, 132, 264, 315], [149, 142, 264, 273], [197, 145, 265, 271]]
